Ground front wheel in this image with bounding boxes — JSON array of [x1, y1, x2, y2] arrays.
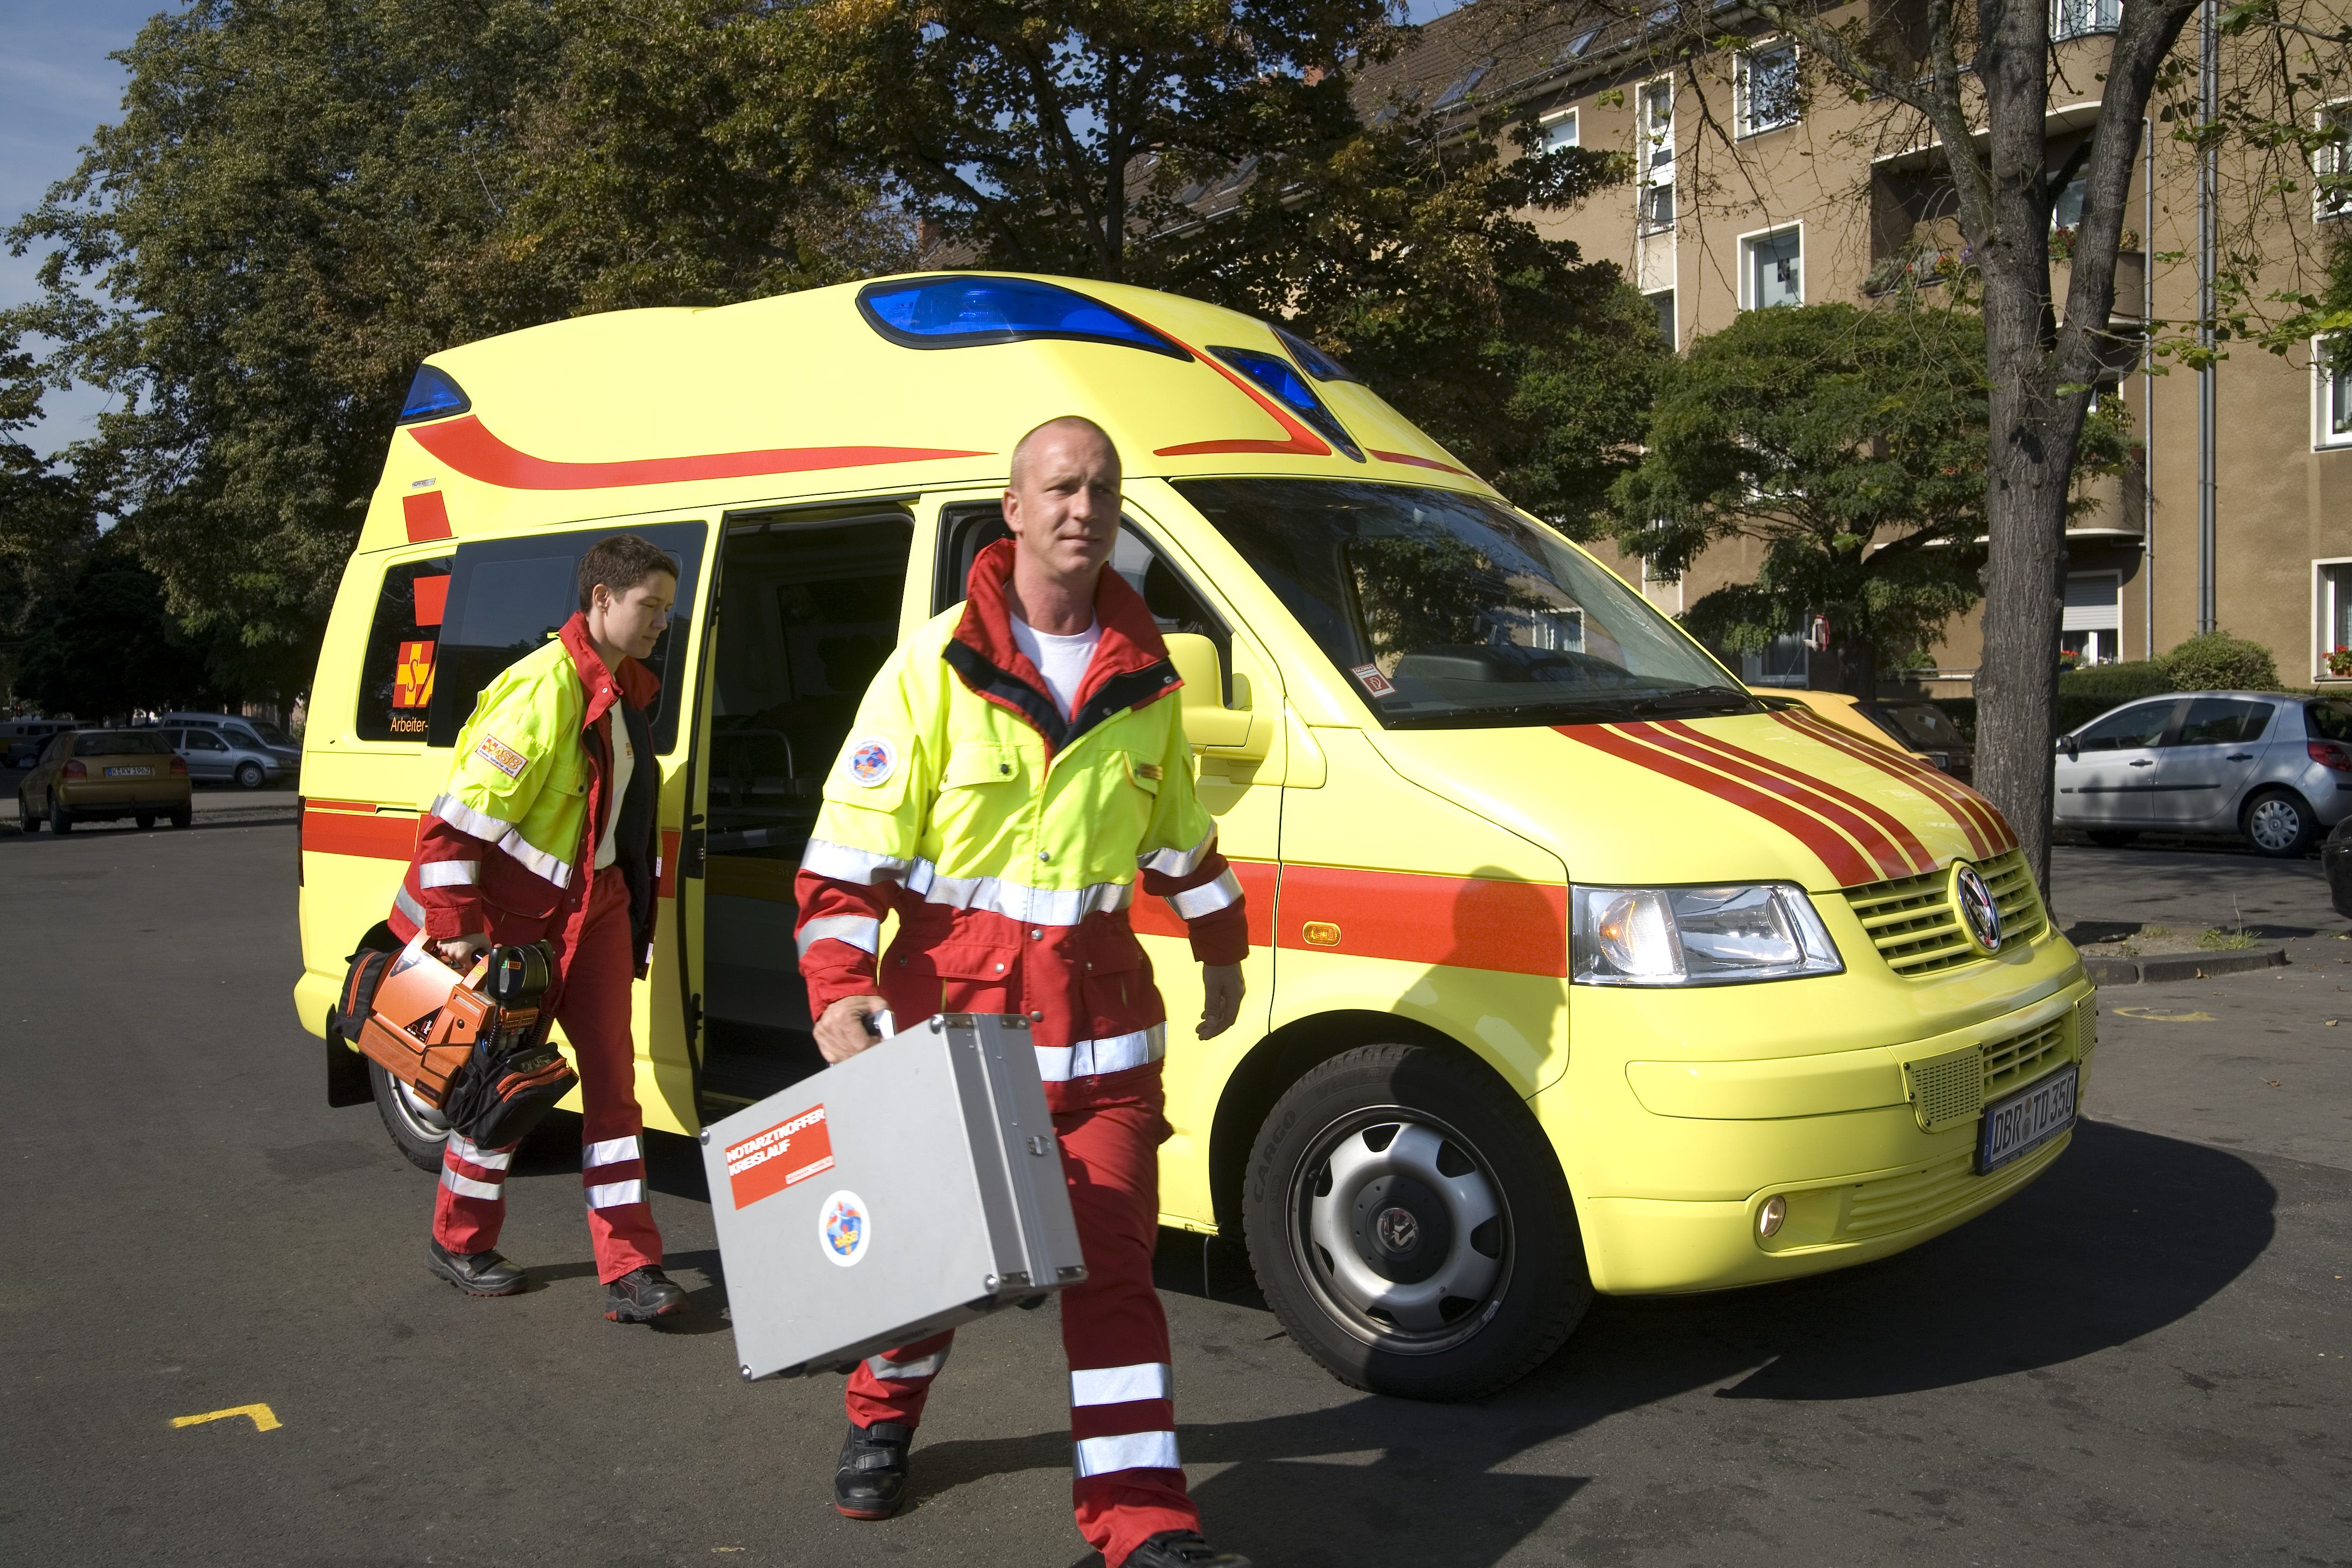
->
[[370, 1059, 451, 1172], [18, 793, 38, 833], [1243, 1043, 1590, 1401], [2242, 788, 2317, 858]]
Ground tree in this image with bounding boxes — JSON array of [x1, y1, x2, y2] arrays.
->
[[13, 537, 200, 721], [1610, 301, 2127, 696], [0, 327, 97, 709]]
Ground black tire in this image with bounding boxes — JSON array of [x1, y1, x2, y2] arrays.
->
[[135, 811, 156, 829], [1243, 1043, 1590, 1401], [234, 761, 265, 790], [48, 794, 71, 834], [169, 806, 192, 829], [370, 1059, 451, 1173], [2242, 788, 2317, 858], [18, 793, 38, 833], [2085, 829, 2138, 848]]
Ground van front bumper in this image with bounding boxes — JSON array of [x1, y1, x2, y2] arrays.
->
[[1540, 951, 2096, 1295]]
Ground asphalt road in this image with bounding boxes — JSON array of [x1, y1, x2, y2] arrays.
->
[[3, 823, 2347, 1566]]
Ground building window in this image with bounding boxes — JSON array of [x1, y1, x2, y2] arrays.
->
[[2052, 0, 2120, 39], [1649, 289, 1677, 348], [1540, 109, 1579, 153], [1742, 226, 1803, 309], [2321, 338, 2352, 448], [2318, 561, 2352, 677], [1638, 80, 1676, 232], [2318, 103, 2352, 222], [1736, 43, 1801, 137], [2061, 572, 2121, 667]]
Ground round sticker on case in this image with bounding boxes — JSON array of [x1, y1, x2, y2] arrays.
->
[[818, 1190, 870, 1266], [847, 737, 896, 787]]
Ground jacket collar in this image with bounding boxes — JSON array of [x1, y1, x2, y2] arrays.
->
[[948, 537, 1178, 754], [558, 612, 660, 729]]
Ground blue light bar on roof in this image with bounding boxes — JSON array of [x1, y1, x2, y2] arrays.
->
[[397, 364, 469, 424], [1275, 327, 1364, 386], [857, 276, 1191, 360], [1211, 346, 1365, 462]]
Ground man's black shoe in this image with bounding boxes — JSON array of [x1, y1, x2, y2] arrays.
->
[[604, 1265, 689, 1323], [834, 1420, 913, 1520], [1122, 1531, 1253, 1568], [426, 1239, 526, 1297]]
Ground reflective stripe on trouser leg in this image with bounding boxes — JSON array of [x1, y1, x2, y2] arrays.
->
[[845, 1330, 956, 1429], [1057, 1099, 1198, 1566], [432, 1135, 510, 1255], [563, 872, 663, 1284]]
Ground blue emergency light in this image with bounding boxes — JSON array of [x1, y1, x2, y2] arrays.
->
[[1210, 346, 1366, 461], [398, 365, 471, 424], [856, 276, 1191, 360]]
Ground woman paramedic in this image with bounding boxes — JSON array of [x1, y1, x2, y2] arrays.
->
[[795, 417, 1252, 1568], [386, 533, 690, 1325]]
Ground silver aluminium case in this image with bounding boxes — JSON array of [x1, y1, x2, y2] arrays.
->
[[699, 1012, 1087, 1381]]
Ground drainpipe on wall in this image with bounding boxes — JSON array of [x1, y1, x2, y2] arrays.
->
[[2144, 114, 2157, 660], [2197, 0, 2218, 635]]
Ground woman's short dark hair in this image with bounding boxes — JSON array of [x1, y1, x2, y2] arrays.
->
[[576, 534, 680, 611]]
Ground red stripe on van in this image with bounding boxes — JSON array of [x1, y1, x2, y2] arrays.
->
[[402, 491, 453, 542], [1369, 449, 1474, 477], [1770, 709, 2012, 859], [1645, 718, 1936, 878], [303, 806, 419, 860], [1144, 321, 1333, 460], [1129, 857, 1277, 949], [408, 414, 989, 491], [1562, 723, 1878, 887], [1273, 865, 1568, 976]]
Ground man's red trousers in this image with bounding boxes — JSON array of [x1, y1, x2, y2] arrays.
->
[[844, 1088, 1195, 1567], [431, 870, 663, 1284]]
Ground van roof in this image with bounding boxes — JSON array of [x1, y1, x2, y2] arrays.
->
[[362, 272, 1492, 554]]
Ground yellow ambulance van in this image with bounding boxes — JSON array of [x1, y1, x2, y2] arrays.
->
[[294, 272, 2093, 1398]]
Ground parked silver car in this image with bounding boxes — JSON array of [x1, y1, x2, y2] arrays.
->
[[154, 713, 300, 790], [2053, 690, 2352, 856]]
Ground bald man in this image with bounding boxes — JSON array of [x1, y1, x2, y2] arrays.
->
[[793, 417, 1251, 1568]]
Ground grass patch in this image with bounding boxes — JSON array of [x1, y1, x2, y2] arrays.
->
[[2197, 927, 2259, 950]]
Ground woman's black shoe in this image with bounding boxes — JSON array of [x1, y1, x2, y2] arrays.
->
[[426, 1240, 527, 1296], [604, 1265, 688, 1322], [834, 1420, 913, 1519]]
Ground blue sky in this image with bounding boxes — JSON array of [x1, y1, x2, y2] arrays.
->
[[2, 0, 1462, 458]]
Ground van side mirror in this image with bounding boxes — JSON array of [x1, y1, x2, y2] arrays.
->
[[1163, 633, 1255, 751], [2056, 734, 2079, 761]]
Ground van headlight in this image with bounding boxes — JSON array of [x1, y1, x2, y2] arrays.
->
[[1571, 884, 1843, 986]]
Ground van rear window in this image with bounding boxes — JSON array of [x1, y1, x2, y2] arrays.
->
[[428, 523, 707, 753], [356, 556, 454, 741]]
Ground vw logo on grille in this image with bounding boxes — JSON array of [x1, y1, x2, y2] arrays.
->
[[1951, 862, 2004, 955]]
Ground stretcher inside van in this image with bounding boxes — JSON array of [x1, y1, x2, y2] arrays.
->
[[296, 272, 2094, 1398]]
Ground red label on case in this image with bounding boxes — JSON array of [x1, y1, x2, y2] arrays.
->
[[724, 1104, 835, 1209]]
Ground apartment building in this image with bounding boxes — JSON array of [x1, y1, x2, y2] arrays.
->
[[1360, 0, 2351, 691]]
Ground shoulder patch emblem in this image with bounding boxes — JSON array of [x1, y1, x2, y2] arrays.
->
[[1135, 761, 1164, 781], [847, 737, 897, 787], [474, 734, 528, 779]]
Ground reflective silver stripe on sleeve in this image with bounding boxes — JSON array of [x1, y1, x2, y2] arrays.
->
[[797, 915, 883, 958], [1138, 828, 1215, 878], [495, 828, 573, 890], [865, 1347, 951, 1382], [584, 1136, 640, 1169], [393, 885, 430, 930], [447, 1133, 512, 1171], [417, 859, 480, 889], [585, 1179, 646, 1208], [430, 793, 515, 843], [1073, 1431, 1181, 1477], [1164, 867, 1242, 921], [802, 838, 915, 886], [1070, 1362, 1172, 1406], [912, 860, 1133, 927], [440, 1167, 504, 1202], [1034, 1024, 1165, 1083]]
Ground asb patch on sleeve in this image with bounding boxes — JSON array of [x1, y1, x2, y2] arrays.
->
[[846, 736, 897, 788], [474, 733, 529, 780]]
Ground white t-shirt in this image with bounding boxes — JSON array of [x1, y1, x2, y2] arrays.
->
[[594, 717, 634, 871], [1010, 614, 1102, 719]]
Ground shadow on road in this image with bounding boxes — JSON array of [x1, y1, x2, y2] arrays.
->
[[916, 1119, 2273, 1566]]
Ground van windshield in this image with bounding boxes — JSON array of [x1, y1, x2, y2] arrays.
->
[[1170, 478, 1747, 729]]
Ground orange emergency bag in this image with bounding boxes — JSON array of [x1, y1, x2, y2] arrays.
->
[[336, 939, 576, 1146]]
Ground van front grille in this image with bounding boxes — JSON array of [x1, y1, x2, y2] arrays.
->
[[1899, 1011, 2079, 1132], [1844, 850, 2048, 976], [1983, 1016, 2068, 1095]]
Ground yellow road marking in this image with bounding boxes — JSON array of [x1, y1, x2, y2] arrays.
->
[[2112, 1006, 2217, 1023], [171, 1403, 281, 1433]]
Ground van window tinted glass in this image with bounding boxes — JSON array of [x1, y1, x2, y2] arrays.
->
[[1171, 479, 1740, 728], [2172, 697, 2272, 747], [429, 523, 706, 752], [2077, 701, 2173, 750], [2305, 701, 2352, 741], [1111, 524, 1235, 703], [356, 556, 454, 741], [76, 731, 173, 755]]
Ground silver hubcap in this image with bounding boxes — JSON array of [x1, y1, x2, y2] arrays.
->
[[2250, 799, 2301, 850], [1293, 1114, 1509, 1352], [391, 1077, 450, 1140]]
